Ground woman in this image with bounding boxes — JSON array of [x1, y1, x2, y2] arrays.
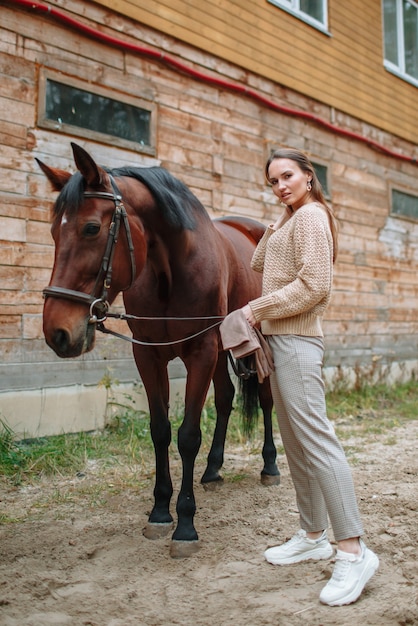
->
[[242, 148, 378, 606]]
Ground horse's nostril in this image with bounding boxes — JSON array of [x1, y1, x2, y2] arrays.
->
[[52, 328, 70, 354]]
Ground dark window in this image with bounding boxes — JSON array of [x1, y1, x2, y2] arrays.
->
[[46, 80, 151, 146], [38, 70, 156, 154], [312, 162, 330, 197], [300, 0, 325, 23], [391, 189, 418, 219]]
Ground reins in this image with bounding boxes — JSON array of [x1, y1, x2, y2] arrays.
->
[[98, 313, 253, 377], [97, 316, 224, 347], [98, 311, 255, 379]]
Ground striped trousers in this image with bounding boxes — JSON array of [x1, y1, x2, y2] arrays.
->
[[267, 335, 363, 542]]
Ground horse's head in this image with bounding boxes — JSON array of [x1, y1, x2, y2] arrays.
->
[[38, 143, 146, 358]]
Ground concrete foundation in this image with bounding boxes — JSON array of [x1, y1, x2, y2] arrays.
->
[[1, 359, 416, 440]]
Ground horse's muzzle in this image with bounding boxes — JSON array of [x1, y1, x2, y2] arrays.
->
[[45, 318, 96, 358]]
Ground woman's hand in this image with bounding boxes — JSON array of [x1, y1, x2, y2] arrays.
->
[[242, 304, 257, 327]]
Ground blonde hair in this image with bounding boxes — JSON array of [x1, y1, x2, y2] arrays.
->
[[265, 148, 339, 262]]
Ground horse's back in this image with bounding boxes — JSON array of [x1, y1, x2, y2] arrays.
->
[[211, 215, 266, 312], [213, 215, 267, 245]]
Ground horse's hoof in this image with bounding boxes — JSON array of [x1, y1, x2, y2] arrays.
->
[[143, 522, 174, 540], [170, 540, 201, 559], [260, 473, 281, 487], [201, 477, 224, 491]]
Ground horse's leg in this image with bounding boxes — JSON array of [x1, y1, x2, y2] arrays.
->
[[170, 352, 217, 558], [134, 351, 174, 539], [201, 351, 235, 488], [258, 378, 281, 486]]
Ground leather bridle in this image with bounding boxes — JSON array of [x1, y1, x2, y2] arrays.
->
[[42, 176, 136, 324], [42, 176, 228, 350]]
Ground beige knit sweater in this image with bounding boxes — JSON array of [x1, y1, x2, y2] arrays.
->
[[249, 202, 333, 337]]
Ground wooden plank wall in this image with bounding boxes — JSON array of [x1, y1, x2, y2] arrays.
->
[[95, 0, 418, 146], [0, 0, 417, 404]]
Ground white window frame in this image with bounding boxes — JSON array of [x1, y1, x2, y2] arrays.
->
[[383, 0, 418, 88], [268, 0, 329, 34]]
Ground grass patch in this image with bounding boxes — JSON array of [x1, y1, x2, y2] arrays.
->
[[326, 380, 418, 440], [0, 381, 417, 487], [0, 395, 221, 486]]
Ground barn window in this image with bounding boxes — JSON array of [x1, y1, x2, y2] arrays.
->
[[312, 161, 330, 198], [383, 0, 418, 87], [267, 0, 329, 33], [38, 69, 156, 155], [391, 189, 418, 220]]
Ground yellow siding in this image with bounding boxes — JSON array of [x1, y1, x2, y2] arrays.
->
[[93, 0, 418, 144]]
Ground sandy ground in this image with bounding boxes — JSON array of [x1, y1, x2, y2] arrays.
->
[[1, 419, 417, 626]]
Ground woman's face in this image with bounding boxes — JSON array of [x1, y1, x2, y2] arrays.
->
[[267, 158, 312, 210]]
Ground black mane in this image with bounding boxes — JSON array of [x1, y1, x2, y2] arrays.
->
[[53, 166, 210, 231]]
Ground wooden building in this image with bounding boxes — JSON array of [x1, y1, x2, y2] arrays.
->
[[1, 0, 417, 436]]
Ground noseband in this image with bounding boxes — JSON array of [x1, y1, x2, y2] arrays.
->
[[43, 175, 136, 323]]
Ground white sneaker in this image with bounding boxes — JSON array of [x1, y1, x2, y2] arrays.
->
[[319, 539, 379, 606], [264, 529, 334, 565]]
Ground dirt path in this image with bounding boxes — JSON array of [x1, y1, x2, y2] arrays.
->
[[1, 420, 417, 626]]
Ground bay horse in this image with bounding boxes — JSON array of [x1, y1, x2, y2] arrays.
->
[[38, 143, 280, 558]]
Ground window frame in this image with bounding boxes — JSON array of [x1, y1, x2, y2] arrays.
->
[[37, 68, 157, 155], [383, 0, 418, 88], [311, 159, 331, 199], [267, 0, 330, 34], [390, 185, 418, 221]]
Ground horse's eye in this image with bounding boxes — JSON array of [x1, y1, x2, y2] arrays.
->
[[83, 223, 101, 237]]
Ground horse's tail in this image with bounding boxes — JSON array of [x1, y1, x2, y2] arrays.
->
[[236, 357, 260, 438]]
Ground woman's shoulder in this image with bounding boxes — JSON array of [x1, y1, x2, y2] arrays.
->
[[298, 201, 326, 213], [295, 202, 328, 221]]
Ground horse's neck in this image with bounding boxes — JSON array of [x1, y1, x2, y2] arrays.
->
[[146, 228, 196, 295], [148, 235, 172, 285]]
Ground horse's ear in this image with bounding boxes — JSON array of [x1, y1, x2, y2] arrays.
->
[[35, 158, 72, 191], [71, 142, 106, 187]]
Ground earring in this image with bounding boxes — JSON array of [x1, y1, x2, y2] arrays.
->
[[307, 180, 312, 191]]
